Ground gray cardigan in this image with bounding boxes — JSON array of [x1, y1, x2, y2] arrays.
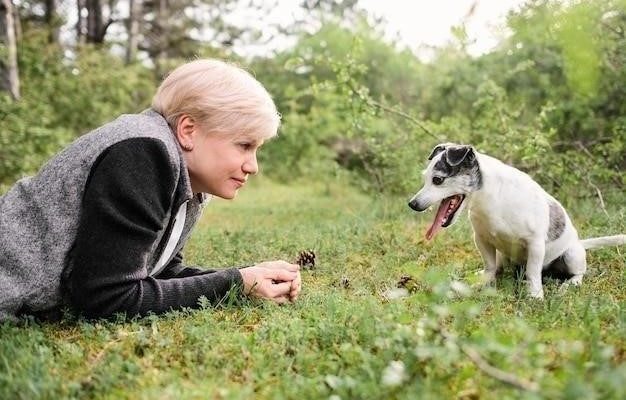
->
[[0, 109, 242, 321]]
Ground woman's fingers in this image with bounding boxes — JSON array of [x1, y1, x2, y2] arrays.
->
[[259, 260, 300, 272], [241, 262, 302, 302], [283, 262, 300, 272], [268, 280, 292, 297], [289, 273, 302, 301], [270, 268, 298, 283]]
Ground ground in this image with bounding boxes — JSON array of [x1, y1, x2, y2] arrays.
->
[[1, 177, 625, 399]]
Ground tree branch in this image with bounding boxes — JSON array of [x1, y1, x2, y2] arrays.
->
[[459, 343, 540, 392], [438, 326, 540, 393], [344, 81, 442, 141], [572, 142, 611, 217]]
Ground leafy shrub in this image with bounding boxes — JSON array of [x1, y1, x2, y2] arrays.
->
[[255, 0, 625, 199], [1, 29, 153, 186]]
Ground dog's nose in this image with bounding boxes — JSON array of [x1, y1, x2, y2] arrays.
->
[[408, 199, 422, 211]]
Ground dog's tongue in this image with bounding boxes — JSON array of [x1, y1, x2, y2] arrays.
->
[[425, 197, 453, 240]]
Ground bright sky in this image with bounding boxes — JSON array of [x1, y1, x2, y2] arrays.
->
[[359, 0, 527, 58], [238, 0, 528, 60]]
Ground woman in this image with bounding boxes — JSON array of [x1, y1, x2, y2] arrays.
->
[[0, 59, 301, 321]]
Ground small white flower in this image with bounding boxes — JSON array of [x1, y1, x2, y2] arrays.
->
[[382, 360, 407, 387], [450, 280, 472, 297], [602, 10, 619, 20], [569, 340, 585, 354], [324, 375, 342, 390], [383, 288, 409, 300]]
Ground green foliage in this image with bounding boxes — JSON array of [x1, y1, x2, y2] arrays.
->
[[4, 0, 624, 197], [556, 2, 602, 97], [252, 0, 625, 198], [253, 24, 429, 194], [0, 29, 153, 185]]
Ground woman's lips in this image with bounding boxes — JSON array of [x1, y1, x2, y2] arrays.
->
[[232, 178, 246, 187]]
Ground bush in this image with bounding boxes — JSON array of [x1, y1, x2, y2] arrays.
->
[[1, 29, 153, 186]]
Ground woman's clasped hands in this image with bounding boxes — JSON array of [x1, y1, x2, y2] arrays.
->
[[239, 261, 301, 304]]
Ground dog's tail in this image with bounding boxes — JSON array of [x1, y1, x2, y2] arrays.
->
[[580, 235, 626, 250]]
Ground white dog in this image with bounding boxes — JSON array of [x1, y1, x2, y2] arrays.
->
[[408, 143, 626, 299]]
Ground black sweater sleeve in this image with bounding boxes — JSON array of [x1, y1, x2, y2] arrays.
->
[[158, 252, 219, 278], [67, 138, 243, 319]]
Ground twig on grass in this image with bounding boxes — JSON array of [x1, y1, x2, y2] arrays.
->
[[438, 326, 540, 393], [459, 343, 540, 393]]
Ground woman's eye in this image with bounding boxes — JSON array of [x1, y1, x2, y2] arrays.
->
[[432, 176, 444, 185], [239, 143, 252, 150]]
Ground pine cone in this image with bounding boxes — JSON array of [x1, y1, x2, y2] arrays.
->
[[295, 249, 316, 269], [397, 275, 420, 293]]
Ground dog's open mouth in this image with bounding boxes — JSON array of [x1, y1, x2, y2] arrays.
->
[[426, 194, 465, 240]]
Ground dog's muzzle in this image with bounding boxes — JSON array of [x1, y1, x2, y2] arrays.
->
[[408, 198, 428, 212]]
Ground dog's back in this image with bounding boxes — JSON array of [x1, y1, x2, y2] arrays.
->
[[468, 153, 578, 265]]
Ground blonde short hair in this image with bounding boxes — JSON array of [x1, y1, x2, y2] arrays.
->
[[152, 59, 280, 140]]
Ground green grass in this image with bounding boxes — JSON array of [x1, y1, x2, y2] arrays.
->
[[1, 177, 625, 399]]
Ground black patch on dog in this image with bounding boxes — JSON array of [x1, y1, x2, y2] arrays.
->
[[512, 257, 574, 283], [547, 201, 565, 241], [544, 254, 575, 280], [428, 144, 448, 160], [445, 146, 473, 166], [471, 163, 483, 190], [433, 145, 483, 190], [434, 158, 454, 175]]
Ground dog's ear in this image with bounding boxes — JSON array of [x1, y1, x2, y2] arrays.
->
[[428, 144, 448, 160], [445, 145, 475, 167]]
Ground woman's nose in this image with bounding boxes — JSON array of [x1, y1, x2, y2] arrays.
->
[[243, 154, 258, 175]]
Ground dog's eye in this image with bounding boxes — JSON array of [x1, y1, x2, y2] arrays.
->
[[432, 176, 445, 185]]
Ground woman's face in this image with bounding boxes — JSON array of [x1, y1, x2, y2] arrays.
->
[[184, 130, 263, 199]]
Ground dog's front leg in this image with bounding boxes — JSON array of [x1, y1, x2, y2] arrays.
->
[[495, 251, 507, 276], [474, 234, 497, 285], [525, 240, 545, 299]]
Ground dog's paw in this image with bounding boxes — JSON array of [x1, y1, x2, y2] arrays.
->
[[475, 269, 497, 286], [528, 290, 545, 300], [558, 278, 583, 295]]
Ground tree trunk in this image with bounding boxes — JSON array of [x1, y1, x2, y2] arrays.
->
[[126, 0, 141, 64], [44, 0, 59, 43], [86, 0, 103, 43], [76, 0, 85, 44], [154, 0, 167, 77], [0, 0, 20, 100]]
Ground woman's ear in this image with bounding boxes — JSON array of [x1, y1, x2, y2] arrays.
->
[[175, 114, 196, 151]]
